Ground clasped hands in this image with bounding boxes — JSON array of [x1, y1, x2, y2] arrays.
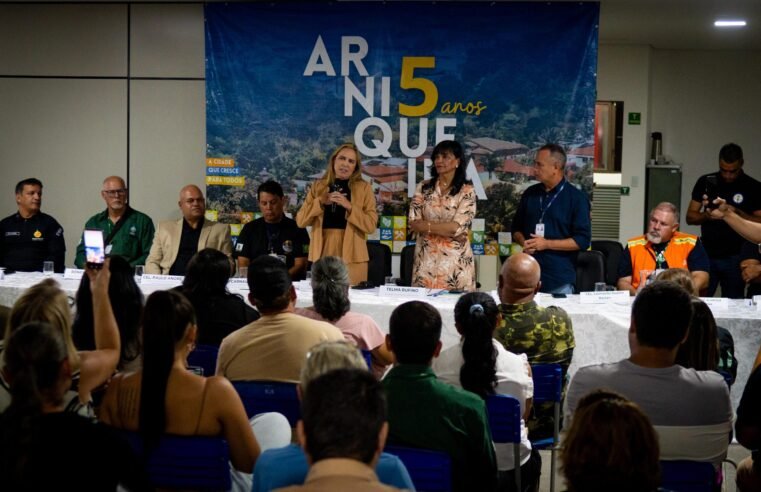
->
[[523, 234, 549, 254], [321, 190, 352, 212]]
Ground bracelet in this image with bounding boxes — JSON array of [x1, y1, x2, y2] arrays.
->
[[428, 221, 431, 234]]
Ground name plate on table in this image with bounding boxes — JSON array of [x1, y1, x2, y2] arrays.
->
[[140, 274, 184, 285], [700, 297, 729, 311], [755, 296, 761, 310], [64, 268, 84, 280], [227, 278, 249, 289], [580, 290, 630, 304], [379, 285, 429, 298]]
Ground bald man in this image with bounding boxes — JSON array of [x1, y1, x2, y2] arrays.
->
[[145, 184, 232, 275], [75, 176, 155, 268], [496, 252, 575, 440]]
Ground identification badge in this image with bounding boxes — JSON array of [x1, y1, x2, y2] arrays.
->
[[535, 224, 545, 237], [105, 244, 113, 254]]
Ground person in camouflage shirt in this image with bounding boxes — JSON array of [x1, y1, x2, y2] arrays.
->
[[496, 252, 575, 440]]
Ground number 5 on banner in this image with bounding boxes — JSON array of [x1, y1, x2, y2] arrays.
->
[[399, 57, 438, 117]]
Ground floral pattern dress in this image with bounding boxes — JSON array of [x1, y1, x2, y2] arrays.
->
[[409, 181, 476, 290]]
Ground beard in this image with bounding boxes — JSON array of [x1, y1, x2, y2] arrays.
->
[[647, 231, 662, 244]]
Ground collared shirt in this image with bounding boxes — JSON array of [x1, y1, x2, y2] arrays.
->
[[74, 207, 155, 268], [512, 178, 591, 292], [234, 216, 309, 276], [382, 364, 496, 492], [169, 218, 204, 276], [275, 458, 401, 492], [0, 212, 65, 272], [691, 171, 761, 258]]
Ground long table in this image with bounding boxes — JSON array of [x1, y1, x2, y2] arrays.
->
[[1, 272, 759, 410]]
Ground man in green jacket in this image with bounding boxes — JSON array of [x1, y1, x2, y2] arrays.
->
[[74, 176, 154, 268]]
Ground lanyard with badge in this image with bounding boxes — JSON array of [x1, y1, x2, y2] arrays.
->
[[535, 182, 565, 237]]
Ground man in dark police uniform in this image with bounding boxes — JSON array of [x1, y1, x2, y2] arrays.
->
[[0, 178, 66, 272], [235, 180, 309, 280]]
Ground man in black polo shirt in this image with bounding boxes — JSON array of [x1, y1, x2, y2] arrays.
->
[[235, 180, 309, 280], [687, 143, 761, 298], [0, 178, 65, 273]]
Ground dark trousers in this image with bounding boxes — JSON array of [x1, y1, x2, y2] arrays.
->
[[497, 447, 542, 492], [706, 255, 745, 298]]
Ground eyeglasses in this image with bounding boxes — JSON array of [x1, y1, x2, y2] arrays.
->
[[102, 189, 127, 197]]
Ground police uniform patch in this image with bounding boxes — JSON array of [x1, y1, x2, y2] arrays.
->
[[734, 193, 744, 204], [34, 230, 42, 238], [235, 242, 244, 252], [282, 240, 293, 254]]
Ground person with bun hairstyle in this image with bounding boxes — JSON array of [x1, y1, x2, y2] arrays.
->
[[433, 292, 539, 491]]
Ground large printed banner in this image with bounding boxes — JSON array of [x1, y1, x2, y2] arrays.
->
[[205, 2, 599, 255]]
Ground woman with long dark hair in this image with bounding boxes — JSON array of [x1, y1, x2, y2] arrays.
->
[[296, 143, 378, 285], [72, 255, 142, 371], [433, 292, 539, 491], [408, 140, 476, 290], [99, 290, 262, 474], [0, 322, 146, 490], [180, 248, 259, 346]]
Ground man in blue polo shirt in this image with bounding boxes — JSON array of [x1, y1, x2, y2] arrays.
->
[[511, 144, 591, 294]]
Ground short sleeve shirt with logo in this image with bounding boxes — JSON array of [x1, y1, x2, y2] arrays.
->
[[234, 216, 309, 275], [0, 212, 66, 272]]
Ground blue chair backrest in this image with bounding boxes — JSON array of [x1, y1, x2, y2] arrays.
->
[[231, 380, 301, 426], [531, 363, 563, 404], [485, 394, 522, 443], [120, 431, 231, 490], [660, 460, 717, 492], [385, 445, 452, 492], [361, 349, 373, 370], [187, 344, 219, 377]]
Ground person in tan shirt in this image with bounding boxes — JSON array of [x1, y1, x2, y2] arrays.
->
[[216, 255, 343, 383], [276, 368, 400, 492]]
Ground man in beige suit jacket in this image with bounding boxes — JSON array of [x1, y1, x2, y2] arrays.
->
[[145, 184, 232, 274]]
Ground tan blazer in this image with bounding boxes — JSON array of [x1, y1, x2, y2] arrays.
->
[[295, 178, 378, 264], [145, 218, 232, 274]]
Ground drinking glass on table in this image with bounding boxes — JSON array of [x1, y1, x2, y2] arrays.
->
[[43, 261, 54, 276], [594, 282, 606, 292]]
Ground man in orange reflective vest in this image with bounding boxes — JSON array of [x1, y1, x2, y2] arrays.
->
[[617, 202, 710, 295]]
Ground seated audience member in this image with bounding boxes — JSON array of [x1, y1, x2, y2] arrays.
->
[[656, 268, 737, 384], [433, 292, 539, 492], [99, 290, 272, 476], [295, 256, 393, 377], [736, 344, 761, 492], [216, 255, 343, 383], [740, 239, 761, 298], [145, 184, 232, 275], [383, 300, 497, 491], [74, 175, 155, 268], [0, 322, 147, 491], [617, 202, 709, 295], [565, 281, 732, 467], [179, 248, 259, 346], [0, 177, 66, 273], [496, 252, 574, 440], [1, 264, 121, 416], [72, 255, 143, 372], [253, 342, 413, 492], [234, 180, 310, 280], [561, 390, 661, 492], [278, 369, 400, 491]]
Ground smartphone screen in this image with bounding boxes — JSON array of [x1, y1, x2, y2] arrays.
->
[[83, 229, 105, 268]]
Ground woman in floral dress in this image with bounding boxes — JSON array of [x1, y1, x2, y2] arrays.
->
[[408, 140, 476, 291]]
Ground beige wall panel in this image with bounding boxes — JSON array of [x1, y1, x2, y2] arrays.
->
[[130, 4, 205, 78], [0, 78, 128, 267], [0, 4, 127, 76], [129, 80, 206, 225]]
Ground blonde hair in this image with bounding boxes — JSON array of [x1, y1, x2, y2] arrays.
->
[[6, 279, 80, 369], [324, 143, 363, 185], [655, 268, 697, 296], [300, 341, 367, 389]]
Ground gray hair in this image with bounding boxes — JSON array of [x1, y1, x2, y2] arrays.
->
[[651, 202, 680, 224], [311, 256, 351, 321], [300, 341, 368, 388]]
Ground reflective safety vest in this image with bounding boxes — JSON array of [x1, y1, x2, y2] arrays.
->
[[627, 231, 698, 289]]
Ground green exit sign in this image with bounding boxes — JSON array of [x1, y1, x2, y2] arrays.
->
[[628, 112, 641, 125], [621, 186, 631, 196]]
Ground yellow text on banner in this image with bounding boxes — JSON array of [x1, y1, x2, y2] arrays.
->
[[206, 175, 245, 187], [206, 157, 236, 168]]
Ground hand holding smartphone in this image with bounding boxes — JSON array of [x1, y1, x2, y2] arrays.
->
[[704, 175, 719, 210], [83, 229, 106, 269]]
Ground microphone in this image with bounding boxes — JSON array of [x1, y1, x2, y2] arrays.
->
[[330, 182, 341, 213]]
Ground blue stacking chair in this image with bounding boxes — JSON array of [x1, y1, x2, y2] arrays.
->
[[486, 394, 523, 491], [187, 344, 219, 376], [530, 363, 563, 492], [361, 349, 373, 370], [385, 445, 452, 492], [120, 432, 231, 490], [231, 380, 301, 426], [660, 460, 716, 492]]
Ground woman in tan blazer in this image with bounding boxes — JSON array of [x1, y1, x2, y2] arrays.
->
[[296, 144, 378, 285]]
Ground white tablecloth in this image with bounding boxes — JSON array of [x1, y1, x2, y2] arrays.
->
[[2, 273, 759, 410]]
